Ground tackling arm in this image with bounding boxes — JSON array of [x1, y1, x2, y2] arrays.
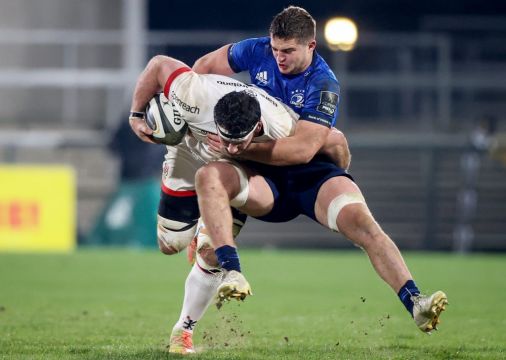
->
[[129, 55, 189, 143], [208, 123, 351, 168], [239, 120, 330, 165], [192, 45, 235, 75], [320, 128, 351, 170]]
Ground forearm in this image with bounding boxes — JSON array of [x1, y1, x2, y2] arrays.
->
[[130, 56, 167, 112], [319, 129, 351, 169], [129, 55, 189, 143], [240, 137, 319, 165], [240, 121, 329, 165]]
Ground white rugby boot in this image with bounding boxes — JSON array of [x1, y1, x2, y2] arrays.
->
[[412, 290, 448, 333], [216, 270, 252, 309]]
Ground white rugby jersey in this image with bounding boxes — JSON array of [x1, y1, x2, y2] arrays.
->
[[163, 67, 298, 163]]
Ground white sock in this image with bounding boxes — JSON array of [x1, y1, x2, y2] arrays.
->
[[172, 264, 222, 334]]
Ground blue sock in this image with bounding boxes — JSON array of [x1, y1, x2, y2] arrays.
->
[[215, 245, 241, 272], [397, 280, 420, 316]]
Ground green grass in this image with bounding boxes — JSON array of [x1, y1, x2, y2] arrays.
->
[[0, 249, 505, 359]]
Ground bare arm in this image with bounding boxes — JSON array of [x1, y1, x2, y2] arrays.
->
[[192, 44, 235, 75], [208, 125, 351, 168], [129, 55, 189, 143], [195, 44, 351, 167], [320, 128, 351, 170], [239, 120, 330, 165]]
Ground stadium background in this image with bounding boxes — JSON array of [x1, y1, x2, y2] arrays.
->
[[0, 0, 506, 253]]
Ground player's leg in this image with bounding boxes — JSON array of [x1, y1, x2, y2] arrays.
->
[[314, 176, 412, 290], [193, 208, 247, 271], [194, 160, 275, 304], [157, 146, 201, 255], [313, 176, 448, 332], [161, 190, 211, 354], [169, 210, 248, 354], [158, 146, 221, 354], [195, 160, 275, 248]]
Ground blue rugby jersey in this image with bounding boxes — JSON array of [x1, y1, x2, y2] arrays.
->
[[227, 36, 340, 128]]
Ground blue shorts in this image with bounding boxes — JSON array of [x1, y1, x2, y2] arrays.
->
[[243, 155, 354, 223]]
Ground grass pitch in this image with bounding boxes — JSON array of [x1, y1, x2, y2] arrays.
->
[[0, 248, 505, 359]]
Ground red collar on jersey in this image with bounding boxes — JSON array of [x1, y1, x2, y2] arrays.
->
[[163, 67, 192, 98]]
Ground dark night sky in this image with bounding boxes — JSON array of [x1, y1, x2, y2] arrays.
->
[[149, 0, 506, 32]]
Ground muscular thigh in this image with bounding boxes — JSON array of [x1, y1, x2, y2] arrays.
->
[[245, 157, 354, 223], [214, 160, 275, 218]]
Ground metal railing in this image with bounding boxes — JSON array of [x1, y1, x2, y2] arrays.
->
[[0, 25, 505, 130], [1, 9, 505, 251]]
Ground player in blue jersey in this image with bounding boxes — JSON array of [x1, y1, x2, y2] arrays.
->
[[167, 6, 448, 353], [193, 7, 348, 169], [127, 53, 349, 354]]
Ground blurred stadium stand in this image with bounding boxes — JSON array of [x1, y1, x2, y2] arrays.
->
[[0, 0, 505, 251]]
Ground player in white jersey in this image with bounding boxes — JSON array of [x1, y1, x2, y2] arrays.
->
[[128, 55, 349, 354], [129, 55, 346, 255], [165, 67, 298, 166], [162, 71, 303, 265]]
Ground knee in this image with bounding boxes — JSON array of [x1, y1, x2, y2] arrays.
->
[[339, 205, 384, 247], [157, 217, 197, 255], [195, 164, 221, 190], [158, 237, 179, 255]]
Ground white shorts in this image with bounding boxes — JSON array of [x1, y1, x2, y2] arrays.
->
[[161, 141, 206, 192]]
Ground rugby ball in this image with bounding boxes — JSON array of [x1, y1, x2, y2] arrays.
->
[[145, 93, 188, 146]]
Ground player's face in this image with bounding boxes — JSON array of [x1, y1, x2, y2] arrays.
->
[[270, 36, 316, 75], [219, 133, 255, 155], [218, 122, 260, 155]]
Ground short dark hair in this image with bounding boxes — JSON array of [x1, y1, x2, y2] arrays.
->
[[214, 91, 261, 139], [269, 6, 316, 43]]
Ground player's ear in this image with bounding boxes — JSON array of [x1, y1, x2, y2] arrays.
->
[[255, 118, 263, 134], [308, 40, 316, 51]]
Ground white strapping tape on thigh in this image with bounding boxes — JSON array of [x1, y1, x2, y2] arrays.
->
[[327, 192, 365, 232], [218, 159, 249, 208]]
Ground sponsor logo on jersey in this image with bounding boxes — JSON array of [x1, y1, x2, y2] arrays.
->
[[216, 80, 248, 88], [316, 91, 339, 116], [190, 127, 211, 137], [170, 91, 200, 114], [305, 113, 332, 126], [242, 89, 258, 99], [255, 71, 268, 85], [290, 89, 305, 108], [252, 88, 279, 108]]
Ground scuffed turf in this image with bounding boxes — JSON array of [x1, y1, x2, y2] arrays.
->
[[0, 248, 505, 359]]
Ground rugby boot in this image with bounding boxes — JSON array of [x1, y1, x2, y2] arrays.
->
[[216, 270, 252, 309], [412, 290, 448, 333], [168, 329, 195, 355]]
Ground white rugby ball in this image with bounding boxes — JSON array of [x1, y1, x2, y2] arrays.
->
[[145, 93, 188, 146]]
